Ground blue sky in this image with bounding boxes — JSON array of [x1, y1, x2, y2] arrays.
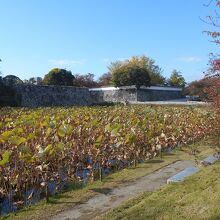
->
[[0, 0, 219, 82]]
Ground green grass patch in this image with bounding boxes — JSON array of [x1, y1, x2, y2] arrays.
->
[[100, 141, 220, 220]]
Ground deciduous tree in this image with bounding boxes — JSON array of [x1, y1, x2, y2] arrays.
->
[[73, 73, 98, 88], [43, 68, 75, 86], [203, 0, 220, 144], [168, 70, 186, 87], [98, 72, 113, 87], [203, 0, 220, 109], [3, 75, 23, 86], [111, 62, 151, 89], [128, 56, 165, 85], [108, 56, 165, 86]]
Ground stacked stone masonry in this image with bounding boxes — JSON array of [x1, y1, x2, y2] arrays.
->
[[12, 85, 183, 107], [13, 85, 91, 107]]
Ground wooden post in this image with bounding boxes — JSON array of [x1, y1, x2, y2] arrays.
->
[[45, 183, 49, 203], [134, 159, 137, 168], [99, 166, 103, 182]]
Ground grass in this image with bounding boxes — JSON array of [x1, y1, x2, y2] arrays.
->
[[2, 137, 217, 220], [100, 161, 220, 220]]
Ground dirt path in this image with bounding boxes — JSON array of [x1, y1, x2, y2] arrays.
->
[[50, 160, 194, 220]]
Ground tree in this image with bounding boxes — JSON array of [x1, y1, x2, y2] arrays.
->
[[43, 68, 75, 86], [0, 73, 20, 106], [201, 0, 220, 145], [111, 62, 151, 89], [149, 71, 166, 85], [0, 75, 3, 85], [23, 77, 43, 85], [203, 0, 220, 109], [109, 56, 165, 86], [98, 72, 113, 87], [128, 56, 165, 85], [204, 0, 220, 78], [0, 59, 4, 91], [0, 59, 2, 80], [28, 77, 37, 84], [73, 73, 98, 88], [3, 75, 23, 86], [204, 78, 220, 106], [27, 77, 42, 85], [184, 78, 213, 100], [168, 70, 186, 87]]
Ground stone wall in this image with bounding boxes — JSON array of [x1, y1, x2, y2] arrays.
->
[[90, 86, 183, 103], [90, 88, 137, 104], [11, 85, 183, 107], [13, 85, 91, 107], [137, 87, 183, 102]]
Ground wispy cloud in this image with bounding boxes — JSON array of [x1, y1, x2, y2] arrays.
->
[[176, 56, 202, 63], [103, 57, 128, 63], [103, 58, 110, 63], [118, 57, 128, 61], [49, 59, 86, 66]]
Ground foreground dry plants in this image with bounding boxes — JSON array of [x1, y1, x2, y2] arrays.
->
[[0, 105, 218, 213]]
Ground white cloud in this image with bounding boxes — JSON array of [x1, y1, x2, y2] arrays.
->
[[176, 56, 202, 63], [103, 58, 110, 63], [49, 59, 86, 66], [103, 57, 128, 63], [118, 57, 128, 61]]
